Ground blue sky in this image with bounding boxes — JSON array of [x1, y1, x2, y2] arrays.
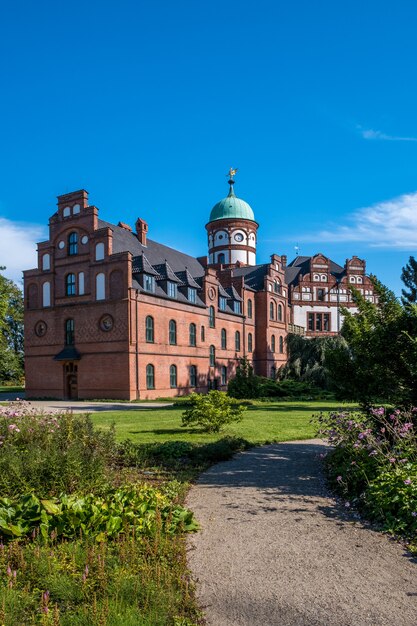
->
[[1, 0, 417, 295]]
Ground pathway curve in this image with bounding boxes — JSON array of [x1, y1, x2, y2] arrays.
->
[[186, 440, 417, 626]]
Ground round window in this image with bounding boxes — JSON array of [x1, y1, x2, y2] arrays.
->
[[234, 233, 244, 242], [58, 241, 65, 249], [81, 235, 88, 244]]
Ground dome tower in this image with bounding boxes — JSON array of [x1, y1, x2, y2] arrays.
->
[[206, 169, 258, 266]]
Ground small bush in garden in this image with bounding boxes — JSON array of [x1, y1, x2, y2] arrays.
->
[[315, 406, 417, 540], [0, 401, 117, 497], [181, 391, 246, 433]]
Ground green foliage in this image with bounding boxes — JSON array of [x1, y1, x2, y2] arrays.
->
[[181, 391, 246, 432], [280, 334, 346, 389], [325, 276, 417, 406], [0, 401, 117, 497], [0, 484, 198, 541], [401, 255, 417, 305], [316, 407, 417, 543], [0, 268, 24, 383], [227, 357, 261, 398]]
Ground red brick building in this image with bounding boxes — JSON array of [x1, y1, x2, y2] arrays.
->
[[23, 176, 376, 399]]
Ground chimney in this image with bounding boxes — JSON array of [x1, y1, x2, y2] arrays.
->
[[136, 218, 148, 246], [281, 255, 287, 268]]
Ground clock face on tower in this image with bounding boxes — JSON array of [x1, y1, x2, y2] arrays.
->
[[234, 233, 244, 242]]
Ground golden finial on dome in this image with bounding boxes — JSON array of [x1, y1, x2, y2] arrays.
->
[[226, 167, 238, 180]]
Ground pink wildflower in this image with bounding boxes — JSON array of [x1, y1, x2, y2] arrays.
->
[[336, 475, 343, 483], [389, 458, 396, 463], [404, 479, 412, 485]]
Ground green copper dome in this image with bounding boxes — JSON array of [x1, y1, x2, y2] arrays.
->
[[209, 184, 255, 222]]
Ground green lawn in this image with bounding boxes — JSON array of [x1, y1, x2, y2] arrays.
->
[[91, 400, 356, 445]]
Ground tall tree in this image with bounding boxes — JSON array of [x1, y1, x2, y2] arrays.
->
[[401, 256, 417, 305], [0, 268, 24, 382]]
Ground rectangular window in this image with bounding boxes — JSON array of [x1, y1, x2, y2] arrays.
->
[[168, 282, 177, 298], [233, 301, 241, 314], [307, 312, 331, 332], [219, 297, 227, 311], [188, 287, 197, 303], [144, 275, 155, 293], [317, 288, 325, 302]]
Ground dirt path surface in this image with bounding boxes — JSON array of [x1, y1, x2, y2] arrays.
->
[[186, 440, 417, 626]]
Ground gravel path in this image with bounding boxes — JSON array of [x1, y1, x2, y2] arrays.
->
[[0, 393, 170, 412], [186, 440, 417, 626]]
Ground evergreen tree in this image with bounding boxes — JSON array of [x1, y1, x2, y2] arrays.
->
[[0, 268, 24, 382], [401, 256, 417, 305]]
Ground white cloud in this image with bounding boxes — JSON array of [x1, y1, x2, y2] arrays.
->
[[360, 128, 417, 142], [299, 191, 417, 249], [0, 217, 46, 286]]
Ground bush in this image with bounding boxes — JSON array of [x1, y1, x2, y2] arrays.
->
[[0, 401, 117, 497], [181, 391, 246, 432], [227, 357, 261, 399], [315, 407, 417, 542]]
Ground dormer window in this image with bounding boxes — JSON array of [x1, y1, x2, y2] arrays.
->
[[168, 282, 177, 298], [233, 301, 241, 314], [144, 275, 155, 293], [68, 232, 78, 256], [219, 297, 227, 311], [188, 287, 197, 303]]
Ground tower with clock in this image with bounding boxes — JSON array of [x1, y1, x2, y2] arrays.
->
[[206, 169, 258, 266]]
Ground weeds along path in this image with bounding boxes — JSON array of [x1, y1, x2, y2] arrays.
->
[[186, 440, 417, 626]]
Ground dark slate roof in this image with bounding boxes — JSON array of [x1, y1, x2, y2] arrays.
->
[[232, 264, 269, 291], [218, 284, 229, 298], [99, 219, 205, 278], [153, 261, 181, 283], [226, 285, 243, 302], [175, 269, 200, 289]]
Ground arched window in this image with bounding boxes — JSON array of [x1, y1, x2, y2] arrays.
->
[[209, 345, 215, 367], [146, 364, 155, 389], [201, 325, 205, 342], [169, 320, 177, 345], [68, 232, 78, 256], [78, 272, 85, 295], [271, 334, 276, 352], [189, 323, 196, 346], [269, 301, 274, 320], [190, 365, 197, 387], [145, 316, 154, 343], [235, 330, 241, 352], [274, 280, 280, 294], [42, 254, 50, 271], [221, 366, 227, 386], [209, 305, 215, 328], [278, 304, 283, 321], [218, 253, 225, 264], [247, 299, 253, 319], [221, 328, 227, 349], [279, 336, 284, 353], [271, 366, 276, 380], [170, 364, 177, 388], [42, 282, 51, 307], [96, 273, 105, 300], [95, 242, 105, 261], [66, 273, 76, 296], [65, 319, 75, 345], [248, 332, 253, 353]]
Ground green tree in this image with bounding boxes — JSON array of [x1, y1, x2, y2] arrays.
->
[[326, 276, 417, 407], [0, 267, 24, 383], [181, 391, 246, 432], [227, 357, 261, 399], [401, 256, 417, 305]]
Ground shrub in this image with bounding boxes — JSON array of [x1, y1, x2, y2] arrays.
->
[[227, 357, 261, 399], [181, 391, 246, 432], [315, 407, 417, 542], [0, 401, 117, 497]]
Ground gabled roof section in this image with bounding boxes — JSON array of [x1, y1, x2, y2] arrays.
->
[[153, 261, 181, 282], [132, 253, 158, 276], [218, 284, 229, 298], [175, 269, 200, 288], [226, 285, 243, 301]]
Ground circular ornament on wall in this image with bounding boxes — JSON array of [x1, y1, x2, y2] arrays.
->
[[58, 240, 65, 249], [99, 314, 114, 332], [34, 320, 48, 337], [81, 235, 88, 244], [208, 287, 216, 301], [234, 233, 244, 242]]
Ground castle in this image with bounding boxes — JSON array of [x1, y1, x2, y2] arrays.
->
[[23, 173, 377, 399]]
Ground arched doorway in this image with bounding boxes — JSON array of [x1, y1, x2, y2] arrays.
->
[[64, 362, 78, 399]]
